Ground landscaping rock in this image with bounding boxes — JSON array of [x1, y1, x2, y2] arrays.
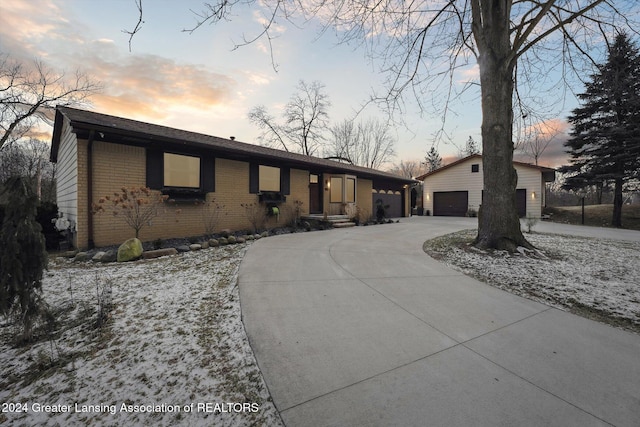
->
[[92, 251, 106, 262], [260, 231, 269, 238], [227, 236, 237, 244], [208, 239, 219, 247], [100, 250, 117, 263], [142, 248, 178, 259], [246, 235, 255, 241], [189, 244, 202, 251], [254, 234, 262, 240], [176, 245, 191, 253], [218, 237, 228, 245], [236, 237, 246, 244], [200, 241, 209, 249], [74, 252, 89, 262], [117, 238, 144, 262], [63, 250, 78, 258], [220, 229, 231, 238]]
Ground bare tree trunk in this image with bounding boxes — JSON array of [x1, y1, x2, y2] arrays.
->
[[473, 0, 531, 251], [612, 177, 623, 227]]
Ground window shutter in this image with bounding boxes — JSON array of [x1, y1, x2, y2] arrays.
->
[[146, 149, 163, 189], [249, 163, 259, 193], [281, 166, 290, 195], [201, 156, 215, 192]]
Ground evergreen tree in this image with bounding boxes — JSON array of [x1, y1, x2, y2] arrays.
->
[[463, 136, 480, 157], [425, 146, 443, 172], [0, 176, 49, 341], [562, 33, 640, 227]]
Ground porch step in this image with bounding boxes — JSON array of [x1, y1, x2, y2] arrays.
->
[[301, 214, 356, 228]]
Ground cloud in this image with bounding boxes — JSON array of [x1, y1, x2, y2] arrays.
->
[[1, 1, 239, 128], [457, 64, 479, 84]]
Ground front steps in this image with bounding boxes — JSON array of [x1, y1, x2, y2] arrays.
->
[[301, 214, 356, 228]]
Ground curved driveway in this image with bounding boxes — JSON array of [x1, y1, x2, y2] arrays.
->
[[238, 217, 640, 427]]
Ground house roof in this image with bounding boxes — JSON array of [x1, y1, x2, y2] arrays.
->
[[415, 154, 556, 182], [50, 106, 414, 185]]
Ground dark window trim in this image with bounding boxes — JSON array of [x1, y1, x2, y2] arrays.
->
[[146, 148, 215, 201], [249, 162, 290, 195], [471, 164, 480, 173]]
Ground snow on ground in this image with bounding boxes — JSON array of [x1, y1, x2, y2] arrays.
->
[[424, 230, 640, 333], [0, 244, 283, 427]]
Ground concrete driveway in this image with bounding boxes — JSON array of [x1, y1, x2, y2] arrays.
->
[[238, 217, 640, 426]]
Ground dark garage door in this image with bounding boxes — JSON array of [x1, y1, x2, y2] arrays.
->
[[433, 191, 468, 216], [516, 188, 526, 217]]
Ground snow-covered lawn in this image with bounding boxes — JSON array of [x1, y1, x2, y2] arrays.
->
[[0, 244, 283, 427], [424, 230, 640, 333]]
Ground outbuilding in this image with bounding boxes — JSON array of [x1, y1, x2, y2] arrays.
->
[[416, 154, 555, 218]]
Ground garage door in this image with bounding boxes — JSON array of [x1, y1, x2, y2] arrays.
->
[[516, 189, 526, 217], [433, 191, 468, 216]]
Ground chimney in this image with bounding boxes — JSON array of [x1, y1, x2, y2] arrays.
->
[[230, 136, 235, 141]]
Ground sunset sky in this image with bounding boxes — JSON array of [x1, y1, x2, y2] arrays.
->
[[1, 0, 625, 169]]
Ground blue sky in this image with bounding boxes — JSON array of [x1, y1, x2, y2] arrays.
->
[[1, 0, 620, 169]]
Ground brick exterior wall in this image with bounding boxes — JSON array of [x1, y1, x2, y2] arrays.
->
[[80, 143, 312, 248]]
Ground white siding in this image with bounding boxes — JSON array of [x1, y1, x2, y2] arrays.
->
[[422, 157, 544, 217], [55, 116, 78, 228]]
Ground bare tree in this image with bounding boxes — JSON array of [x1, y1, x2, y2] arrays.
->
[[0, 138, 55, 201], [249, 80, 330, 156], [137, 1, 637, 250], [0, 54, 100, 151], [388, 160, 425, 179], [328, 118, 396, 169], [521, 124, 562, 166]]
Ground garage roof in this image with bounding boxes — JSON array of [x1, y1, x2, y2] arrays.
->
[[416, 154, 556, 182]]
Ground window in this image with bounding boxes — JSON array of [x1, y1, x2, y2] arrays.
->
[[330, 177, 343, 203], [471, 164, 480, 173], [309, 174, 319, 184], [259, 165, 280, 192], [346, 177, 356, 203], [164, 153, 200, 188]]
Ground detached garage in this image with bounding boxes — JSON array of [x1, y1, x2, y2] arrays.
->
[[417, 155, 555, 218]]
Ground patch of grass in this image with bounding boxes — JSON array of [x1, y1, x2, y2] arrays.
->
[[545, 204, 640, 230], [422, 229, 476, 259]]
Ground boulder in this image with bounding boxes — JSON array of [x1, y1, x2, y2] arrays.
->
[[100, 250, 117, 263], [92, 251, 106, 262], [254, 234, 262, 240], [189, 244, 202, 251], [246, 235, 255, 241], [142, 248, 178, 259], [218, 237, 228, 245], [117, 238, 143, 262], [260, 231, 269, 238], [200, 241, 210, 249], [220, 229, 231, 238], [176, 245, 191, 253], [74, 252, 89, 262], [208, 239, 219, 247], [227, 236, 237, 244], [236, 237, 246, 244]]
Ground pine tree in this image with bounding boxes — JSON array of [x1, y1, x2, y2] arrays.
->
[[425, 146, 443, 172], [561, 33, 640, 227], [0, 176, 49, 341], [463, 136, 480, 157]]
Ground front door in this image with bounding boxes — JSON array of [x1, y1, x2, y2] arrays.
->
[[309, 174, 321, 213]]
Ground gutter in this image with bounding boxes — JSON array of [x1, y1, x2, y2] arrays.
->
[[87, 130, 95, 249]]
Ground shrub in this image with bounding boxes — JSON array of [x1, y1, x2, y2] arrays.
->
[[92, 187, 168, 238], [202, 198, 226, 237], [0, 177, 51, 342], [241, 202, 267, 234]]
